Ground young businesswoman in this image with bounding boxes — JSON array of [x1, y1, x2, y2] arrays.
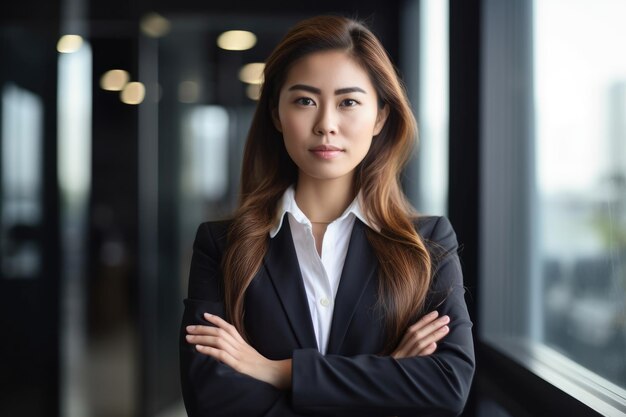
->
[[180, 15, 475, 416]]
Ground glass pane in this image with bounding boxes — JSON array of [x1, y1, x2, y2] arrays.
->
[[535, 0, 626, 388], [418, 0, 449, 215], [1, 83, 43, 279], [400, 0, 449, 215]]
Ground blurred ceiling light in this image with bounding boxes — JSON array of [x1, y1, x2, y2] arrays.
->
[[217, 30, 257, 51], [178, 80, 200, 103], [121, 82, 146, 105], [57, 35, 83, 53], [141, 12, 171, 38], [100, 69, 130, 91], [246, 84, 262, 101], [239, 63, 265, 85]]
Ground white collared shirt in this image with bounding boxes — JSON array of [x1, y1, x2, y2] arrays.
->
[[269, 186, 370, 354]]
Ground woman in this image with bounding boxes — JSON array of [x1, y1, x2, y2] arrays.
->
[[180, 15, 474, 416]]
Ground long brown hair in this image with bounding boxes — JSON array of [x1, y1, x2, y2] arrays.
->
[[222, 15, 432, 354]]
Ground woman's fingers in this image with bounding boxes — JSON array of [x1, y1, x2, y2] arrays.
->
[[186, 327, 240, 356], [392, 311, 451, 358], [186, 333, 234, 352], [185, 314, 259, 361], [408, 310, 439, 332], [194, 344, 237, 365], [202, 313, 246, 343], [406, 325, 449, 357], [407, 316, 450, 343], [186, 314, 242, 355], [418, 342, 437, 356], [408, 312, 449, 338], [185, 313, 283, 387], [185, 323, 245, 370]]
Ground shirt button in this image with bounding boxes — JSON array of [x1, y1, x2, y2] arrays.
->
[[320, 297, 330, 307]]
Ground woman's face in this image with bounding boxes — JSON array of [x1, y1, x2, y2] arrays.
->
[[273, 50, 388, 185]]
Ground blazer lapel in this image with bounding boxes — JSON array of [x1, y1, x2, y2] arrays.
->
[[262, 218, 318, 350], [326, 219, 378, 354]]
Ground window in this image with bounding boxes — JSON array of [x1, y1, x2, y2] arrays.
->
[[480, 0, 626, 413]]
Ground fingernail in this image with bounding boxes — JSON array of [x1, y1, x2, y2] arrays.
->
[[186, 325, 195, 331], [440, 315, 450, 323], [429, 311, 439, 318], [440, 325, 449, 333], [185, 334, 192, 340], [204, 313, 213, 318]]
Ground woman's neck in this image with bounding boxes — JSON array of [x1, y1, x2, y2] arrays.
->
[[294, 175, 355, 223]]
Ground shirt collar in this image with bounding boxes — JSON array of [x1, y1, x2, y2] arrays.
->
[[269, 185, 371, 238]]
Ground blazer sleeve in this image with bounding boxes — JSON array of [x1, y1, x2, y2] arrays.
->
[[290, 216, 476, 417], [179, 222, 307, 417]]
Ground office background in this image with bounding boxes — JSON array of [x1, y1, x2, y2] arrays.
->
[[1, 0, 625, 416]]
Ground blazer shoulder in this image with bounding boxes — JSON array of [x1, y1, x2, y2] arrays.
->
[[198, 219, 232, 237], [194, 219, 233, 255], [414, 215, 459, 258]]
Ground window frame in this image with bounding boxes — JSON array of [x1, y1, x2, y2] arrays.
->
[[448, 1, 626, 416]]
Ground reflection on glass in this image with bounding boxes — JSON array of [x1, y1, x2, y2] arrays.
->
[[1, 83, 43, 279], [58, 44, 92, 200], [58, 42, 92, 417], [419, 0, 448, 215], [182, 106, 229, 200], [535, 0, 626, 388]]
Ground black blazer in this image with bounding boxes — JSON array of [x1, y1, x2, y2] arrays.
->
[[180, 215, 475, 417]]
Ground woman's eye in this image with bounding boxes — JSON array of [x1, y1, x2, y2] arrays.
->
[[295, 97, 315, 106], [340, 99, 358, 107]]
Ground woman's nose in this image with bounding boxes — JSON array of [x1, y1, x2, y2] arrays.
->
[[313, 106, 338, 136]]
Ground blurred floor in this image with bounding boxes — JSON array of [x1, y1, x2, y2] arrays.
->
[[86, 322, 136, 417]]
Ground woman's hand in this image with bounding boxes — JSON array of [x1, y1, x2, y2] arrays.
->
[[391, 310, 450, 359], [186, 313, 292, 390]]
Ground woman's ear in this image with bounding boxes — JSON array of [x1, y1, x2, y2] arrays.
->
[[373, 104, 390, 136], [272, 108, 283, 132]]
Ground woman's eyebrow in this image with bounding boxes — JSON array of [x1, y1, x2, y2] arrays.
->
[[287, 84, 367, 95], [335, 87, 367, 95], [288, 84, 321, 94]]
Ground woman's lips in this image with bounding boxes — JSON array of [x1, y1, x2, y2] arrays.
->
[[309, 145, 343, 160]]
